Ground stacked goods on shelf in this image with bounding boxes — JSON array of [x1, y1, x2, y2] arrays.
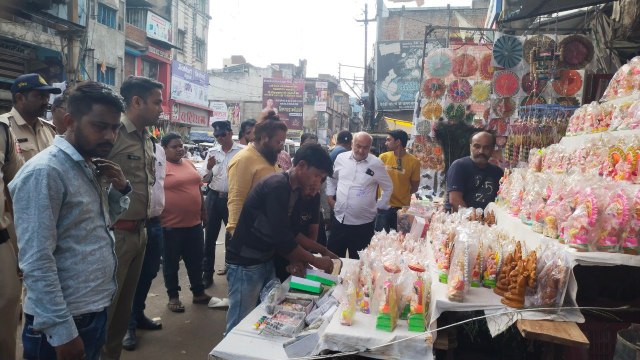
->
[[566, 55, 640, 135]]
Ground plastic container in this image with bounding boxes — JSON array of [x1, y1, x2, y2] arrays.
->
[[613, 328, 640, 360]]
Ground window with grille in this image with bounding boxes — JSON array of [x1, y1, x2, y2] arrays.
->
[[195, 38, 205, 60], [177, 29, 186, 52], [97, 3, 117, 29], [97, 65, 116, 85]]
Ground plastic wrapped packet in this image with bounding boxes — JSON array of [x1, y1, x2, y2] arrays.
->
[[482, 231, 502, 288], [563, 192, 598, 252], [397, 207, 415, 234], [621, 188, 640, 255], [596, 189, 629, 252], [407, 261, 430, 332], [262, 310, 306, 337], [261, 279, 288, 315], [340, 280, 357, 326], [532, 243, 569, 312], [447, 229, 477, 302], [375, 262, 401, 331]]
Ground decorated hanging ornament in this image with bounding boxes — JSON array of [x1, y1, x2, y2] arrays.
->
[[492, 97, 516, 118], [521, 72, 548, 95], [444, 103, 466, 122], [523, 35, 556, 64], [447, 79, 472, 103], [494, 70, 520, 97], [452, 53, 478, 77], [421, 102, 443, 120], [555, 97, 580, 106], [553, 70, 583, 96], [426, 49, 453, 78], [493, 35, 523, 68], [480, 53, 495, 80], [422, 78, 446, 99], [520, 95, 546, 106], [471, 82, 491, 103], [488, 118, 509, 136], [559, 35, 594, 70]]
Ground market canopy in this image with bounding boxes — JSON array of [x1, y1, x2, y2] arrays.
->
[[501, 0, 613, 23]]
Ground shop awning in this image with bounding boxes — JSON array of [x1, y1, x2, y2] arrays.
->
[[383, 116, 413, 132], [501, 0, 614, 23], [189, 131, 214, 142]]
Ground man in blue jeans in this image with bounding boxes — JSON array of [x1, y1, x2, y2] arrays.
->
[[225, 144, 336, 334], [122, 143, 166, 351], [10, 81, 131, 360]]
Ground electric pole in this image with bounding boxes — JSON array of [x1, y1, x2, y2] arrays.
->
[[356, 3, 376, 130]]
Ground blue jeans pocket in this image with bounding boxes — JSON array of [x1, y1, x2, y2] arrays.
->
[[73, 312, 97, 331], [22, 317, 45, 360]]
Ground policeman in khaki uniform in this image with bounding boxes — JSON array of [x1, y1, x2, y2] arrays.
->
[[1, 73, 60, 162], [0, 111, 25, 360], [102, 76, 163, 360], [0, 74, 59, 359]]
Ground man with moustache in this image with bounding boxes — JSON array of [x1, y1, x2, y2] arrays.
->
[[9, 81, 130, 360], [446, 131, 503, 212], [51, 94, 68, 135], [1, 73, 59, 161], [103, 76, 163, 360], [226, 111, 285, 237], [237, 118, 256, 146]]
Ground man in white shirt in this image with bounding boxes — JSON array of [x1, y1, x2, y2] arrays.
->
[[326, 132, 393, 259], [122, 142, 166, 351], [202, 120, 244, 287]]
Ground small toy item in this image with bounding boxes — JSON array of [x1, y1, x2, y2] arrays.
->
[[254, 316, 268, 330], [376, 263, 401, 332], [407, 263, 428, 332], [597, 191, 629, 252], [622, 190, 640, 255]]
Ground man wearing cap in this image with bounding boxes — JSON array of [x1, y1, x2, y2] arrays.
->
[[376, 130, 421, 232], [0, 73, 60, 162], [0, 88, 25, 360], [330, 130, 352, 163], [201, 120, 244, 288]]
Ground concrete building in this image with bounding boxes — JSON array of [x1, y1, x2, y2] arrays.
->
[[207, 59, 306, 136]]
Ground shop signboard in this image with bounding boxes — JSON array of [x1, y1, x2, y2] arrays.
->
[[262, 78, 304, 131], [172, 102, 208, 127], [147, 43, 172, 63], [146, 11, 172, 43], [171, 60, 208, 107], [375, 40, 423, 111], [314, 81, 328, 112], [209, 102, 228, 126]]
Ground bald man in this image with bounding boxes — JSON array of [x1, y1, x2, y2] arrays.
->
[[445, 131, 504, 212], [326, 132, 393, 258]]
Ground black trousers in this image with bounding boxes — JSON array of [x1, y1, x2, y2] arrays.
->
[[162, 225, 205, 298], [327, 216, 375, 259], [202, 191, 229, 274]]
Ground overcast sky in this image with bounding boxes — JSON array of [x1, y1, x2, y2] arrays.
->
[[207, 0, 474, 96]]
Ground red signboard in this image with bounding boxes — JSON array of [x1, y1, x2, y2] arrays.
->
[[171, 102, 208, 126]]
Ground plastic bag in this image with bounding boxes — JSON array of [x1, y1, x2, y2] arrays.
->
[[261, 279, 288, 315]]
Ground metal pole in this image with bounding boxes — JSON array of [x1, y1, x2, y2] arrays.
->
[[364, 4, 368, 93]]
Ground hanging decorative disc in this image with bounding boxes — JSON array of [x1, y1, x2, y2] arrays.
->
[[520, 95, 547, 106], [523, 35, 556, 64], [421, 102, 443, 120], [555, 97, 580, 106], [425, 49, 453, 78], [493, 35, 523, 68], [480, 53, 494, 80], [471, 82, 491, 103], [447, 79, 472, 103], [559, 35, 594, 70], [494, 70, 520, 97], [521, 72, 548, 95], [452, 53, 478, 77], [444, 103, 466, 122], [553, 70, 583, 96], [422, 78, 446, 99], [491, 97, 516, 118], [488, 118, 509, 136]]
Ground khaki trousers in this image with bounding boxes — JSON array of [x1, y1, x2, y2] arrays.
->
[[0, 240, 20, 360], [102, 226, 147, 360]]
